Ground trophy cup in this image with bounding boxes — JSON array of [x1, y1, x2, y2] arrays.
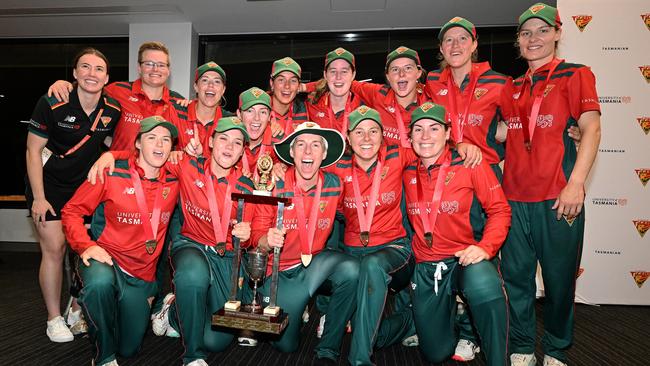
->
[[212, 155, 289, 334]]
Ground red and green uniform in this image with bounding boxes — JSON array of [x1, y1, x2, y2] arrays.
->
[[501, 59, 600, 363], [61, 154, 179, 366], [306, 91, 363, 134], [26, 90, 121, 220], [174, 102, 233, 152], [104, 79, 187, 151], [402, 147, 511, 365], [238, 127, 282, 181], [270, 94, 309, 136], [331, 144, 417, 366], [250, 169, 358, 361], [425, 62, 515, 166]]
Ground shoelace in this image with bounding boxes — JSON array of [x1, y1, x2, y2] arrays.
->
[[433, 261, 448, 295]]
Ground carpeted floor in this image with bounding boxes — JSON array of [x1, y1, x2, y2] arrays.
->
[[0, 250, 648, 365]]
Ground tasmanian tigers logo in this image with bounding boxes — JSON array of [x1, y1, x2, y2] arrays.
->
[[630, 271, 650, 288], [571, 15, 593, 32]]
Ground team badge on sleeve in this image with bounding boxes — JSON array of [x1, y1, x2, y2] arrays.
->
[[630, 271, 650, 288], [571, 15, 593, 32], [633, 220, 650, 237], [637, 117, 650, 135], [635, 169, 650, 186]]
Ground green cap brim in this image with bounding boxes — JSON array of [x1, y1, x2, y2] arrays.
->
[[273, 128, 345, 168]]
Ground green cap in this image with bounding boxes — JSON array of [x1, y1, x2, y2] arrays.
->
[[439, 16, 477, 41], [139, 115, 178, 138], [213, 116, 250, 142], [347, 105, 382, 132], [325, 47, 355, 69], [385, 46, 421, 70], [195, 61, 226, 82], [518, 3, 562, 29], [273, 121, 345, 168], [409, 102, 448, 128], [239, 87, 271, 111], [271, 57, 301, 79]]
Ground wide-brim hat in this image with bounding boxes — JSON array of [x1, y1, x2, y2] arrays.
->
[[274, 121, 345, 168]]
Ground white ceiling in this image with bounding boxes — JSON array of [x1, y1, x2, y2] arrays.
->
[[0, 0, 547, 38]]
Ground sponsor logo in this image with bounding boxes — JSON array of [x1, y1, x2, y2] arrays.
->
[[123, 187, 135, 195], [57, 121, 80, 129], [450, 16, 463, 23], [396, 46, 409, 54], [420, 102, 435, 112], [251, 88, 264, 98], [410, 282, 417, 290], [572, 15, 593, 32], [474, 88, 488, 100], [381, 191, 396, 205], [440, 200, 459, 214], [317, 112, 325, 118], [63, 115, 76, 123], [319, 201, 327, 213], [410, 178, 417, 185], [318, 218, 330, 230], [637, 117, 650, 135], [594, 249, 621, 255], [536, 114, 553, 128], [467, 114, 483, 126], [631, 271, 650, 288], [640, 66, 650, 83], [642, 14, 650, 31], [100, 116, 112, 127], [577, 268, 584, 278], [599, 96, 632, 104], [185, 128, 194, 136], [635, 169, 650, 186], [194, 179, 205, 188], [633, 220, 650, 237], [129, 96, 139, 102], [282, 58, 294, 66], [285, 203, 295, 211], [601, 46, 629, 51], [598, 148, 625, 153], [357, 106, 370, 115], [591, 198, 627, 206], [437, 89, 448, 96], [160, 211, 171, 225], [162, 187, 170, 200], [530, 4, 545, 14], [445, 171, 455, 185], [543, 84, 555, 97], [344, 175, 352, 183], [387, 106, 395, 113], [513, 92, 521, 100], [334, 47, 346, 56]]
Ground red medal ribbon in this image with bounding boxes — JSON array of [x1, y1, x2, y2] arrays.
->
[[327, 93, 353, 134], [271, 102, 295, 136], [204, 165, 234, 246], [59, 108, 104, 158], [293, 175, 323, 257], [351, 156, 384, 244], [129, 167, 163, 248], [416, 152, 452, 247], [446, 68, 480, 144], [519, 58, 562, 150], [392, 102, 412, 148]]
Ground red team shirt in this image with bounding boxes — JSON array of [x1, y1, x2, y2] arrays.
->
[[104, 79, 187, 151], [250, 169, 342, 273], [62, 154, 180, 281], [402, 148, 511, 262], [306, 92, 363, 134], [425, 62, 516, 165], [270, 96, 309, 135], [502, 60, 600, 202], [174, 103, 231, 152], [330, 144, 416, 247]]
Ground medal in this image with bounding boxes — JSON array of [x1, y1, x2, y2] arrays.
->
[[205, 166, 234, 256], [294, 174, 323, 266], [446, 64, 480, 144], [416, 151, 451, 249], [145, 239, 157, 255], [360, 231, 370, 247], [215, 242, 226, 256], [424, 232, 433, 247]]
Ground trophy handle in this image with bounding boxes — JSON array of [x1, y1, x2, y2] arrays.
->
[[265, 201, 284, 315], [226, 198, 246, 307]]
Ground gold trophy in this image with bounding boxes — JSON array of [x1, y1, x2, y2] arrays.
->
[[212, 155, 288, 334]]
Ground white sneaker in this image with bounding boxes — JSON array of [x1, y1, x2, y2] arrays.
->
[[101, 360, 119, 366], [185, 359, 208, 366], [67, 308, 89, 335], [302, 305, 310, 323], [238, 336, 258, 347], [401, 334, 419, 347], [543, 355, 567, 366], [316, 315, 326, 338], [452, 339, 480, 361], [152, 293, 175, 336], [511, 353, 537, 366], [46, 316, 74, 342]]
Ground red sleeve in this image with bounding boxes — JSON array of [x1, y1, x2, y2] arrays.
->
[[470, 162, 511, 258], [250, 201, 276, 247], [103, 82, 119, 99], [304, 80, 320, 93], [567, 66, 601, 120], [350, 80, 383, 106], [61, 173, 109, 255], [399, 146, 417, 170], [424, 72, 436, 100], [112, 150, 131, 160]]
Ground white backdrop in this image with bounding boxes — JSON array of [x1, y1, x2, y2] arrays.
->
[[556, 0, 650, 304]]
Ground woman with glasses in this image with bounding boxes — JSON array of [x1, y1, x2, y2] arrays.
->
[[501, 4, 601, 366]]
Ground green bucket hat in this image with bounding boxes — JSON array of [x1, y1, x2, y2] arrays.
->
[[239, 87, 271, 111], [385, 46, 421, 70], [273, 121, 345, 168], [213, 116, 250, 142], [325, 47, 356, 69], [271, 57, 301, 79], [409, 102, 448, 128], [195, 61, 226, 83], [518, 3, 562, 29], [439, 16, 477, 41], [347, 105, 382, 132], [139, 115, 178, 138]]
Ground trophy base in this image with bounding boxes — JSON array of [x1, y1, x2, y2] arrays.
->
[[224, 300, 241, 311], [263, 306, 280, 316], [212, 307, 288, 334]]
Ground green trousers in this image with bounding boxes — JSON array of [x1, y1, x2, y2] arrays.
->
[[168, 236, 242, 364], [344, 240, 416, 366], [500, 200, 584, 363], [258, 249, 359, 360], [412, 258, 508, 365], [77, 260, 157, 365]]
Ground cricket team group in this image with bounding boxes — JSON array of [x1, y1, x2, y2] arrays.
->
[[25, 3, 601, 366]]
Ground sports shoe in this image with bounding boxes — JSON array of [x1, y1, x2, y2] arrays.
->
[[185, 359, 208, 366], [401, 334, 419, 347], [46, 316, 74, 342], [238, 337, 258, 347], [91, 359, 119, 366], [511, 353, 537, 366], [67, 308, 89, 335], [152, 293, 175, 336], [452, 339, 480, 361], [316, 315, 326, 338], [302, 305, 310, 323], [543, 355, 567, 366]]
